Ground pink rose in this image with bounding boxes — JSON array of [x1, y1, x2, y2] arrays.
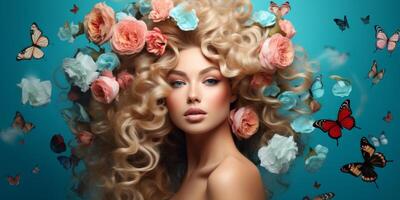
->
[[145, 27, 168, 56], [117, 70, 134, 90], [111, 17, 148, 55], [149, 0, 174, 22], [90, 70, 120, 104], [229, 106, 260, 139], [84, 2, 116, 45], [278, 19, 296, 39], [259, 33, 295, 72], [250, 72, 273, 89], [76, 130, 95, 146]]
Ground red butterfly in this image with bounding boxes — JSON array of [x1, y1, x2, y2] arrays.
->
[[313, 99, 361, 146], [383, 111, 392, 123], [7, 175, 20, 186], [70, 4, 79, 14]]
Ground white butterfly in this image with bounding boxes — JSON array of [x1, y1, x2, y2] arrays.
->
[[16, 23, 49, 61], [369, 131, 388, 147]]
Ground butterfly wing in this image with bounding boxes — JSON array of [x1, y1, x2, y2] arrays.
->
[[313, 119, 342, 139], [333, 18, 346, 31], [22, 122, 35, 133], [32, 47, 44, 59], [369, 152, 388, 168], [367, 60, 377, 79], [387, 30, 399, 53], [57, 156, 72, 169], [361, 137, 376, 161], [375, 25, 388, 50], [340, 162, 364, 177], [16, 46, 34, 61], [279, 1, 291, 17], [313, 192, 335, 200], [361, 15, 370, 24], [372, 69, 384, 85], [12, 111, 25, 130], [310, 75, 324, 99], [360, 165, 378, 183], [337, 99, 356, 130], [31, 23, 48, 46], [7, 175, 20, 186]]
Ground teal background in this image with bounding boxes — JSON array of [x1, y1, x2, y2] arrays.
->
[[1, 0, 399, 199]]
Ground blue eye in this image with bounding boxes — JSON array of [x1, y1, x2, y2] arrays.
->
[[170, 80, 186, 88], [204, 79, 220, 86]]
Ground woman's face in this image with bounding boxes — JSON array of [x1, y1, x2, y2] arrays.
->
[[166, 47, 236, 135]]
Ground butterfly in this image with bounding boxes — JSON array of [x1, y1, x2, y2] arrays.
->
[[340, 137, 392, 188], [57, 154, 80, 169], [12, 111, 35, 133], [313, 99, 360, 146], [309, 75, 324, 99], [313, 181, 321, 189], [360, 15, 370, 25], [16, 23, 49, 61], [374, 25, 400, 54], [32, 164, 40, 174], [7, 175, 21, 186], [369, 131, 388, 147], [303, 192, 335, 200], [70, 4, 79, 14], [367, 60, 384, 85], [383, 111, 392, 123], [333, 16, 349, 31], [269, 1, 291, 17], [50, 134, 66, 154]]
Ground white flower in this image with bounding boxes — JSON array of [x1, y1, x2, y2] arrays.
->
[[58, 22, 79, 43], [290, 115, 315, 133], [258, 134, 298, 174], [63, 52, 99, 92], [17, 76, 52, 106], [305, 144, 329, 173]]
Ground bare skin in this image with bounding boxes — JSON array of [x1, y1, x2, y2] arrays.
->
[[167, 47, 266, 200]]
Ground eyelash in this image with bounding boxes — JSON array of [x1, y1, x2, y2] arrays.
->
[[169, 79, 220, 88]]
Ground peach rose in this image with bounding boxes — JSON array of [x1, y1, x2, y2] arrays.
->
[[84, 2, 116, 45], [117, 70, 134, 90], [145, 27, 168, 56], [149, 0, 174, 22], [250, 72, 274, 89], [111, 17, 148, 55], [90, 70, 120, 104], [229, 106, 260, 139], [278, 19, 296, 39], [76, 130, 95, 146], [259, 33, 294, 72]]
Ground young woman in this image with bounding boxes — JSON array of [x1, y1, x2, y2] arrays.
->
[[61, 0, 313, 199]]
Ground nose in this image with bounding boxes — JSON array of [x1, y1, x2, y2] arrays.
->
[[187, 83, 201, 104]]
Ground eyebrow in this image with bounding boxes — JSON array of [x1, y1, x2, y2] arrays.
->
[[168, 66, 219, 78]]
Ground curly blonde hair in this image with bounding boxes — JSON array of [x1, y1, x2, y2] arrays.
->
[[69, 0, 314, 199]]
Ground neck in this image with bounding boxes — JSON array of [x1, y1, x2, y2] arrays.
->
[[184, 119, 238, 174]]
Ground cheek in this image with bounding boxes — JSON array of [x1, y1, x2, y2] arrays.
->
[[206, 83, 231, 109], [166, 91, 182, 116]]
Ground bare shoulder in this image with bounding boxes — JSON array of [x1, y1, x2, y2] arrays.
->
[[207, 156, 266, 200]]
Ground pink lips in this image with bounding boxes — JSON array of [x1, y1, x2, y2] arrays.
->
[[184, 108, 207, 122]]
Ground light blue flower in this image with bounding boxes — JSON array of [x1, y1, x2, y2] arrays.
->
[[61, 103, 91, 128], [332, 80, 352, 97], [305, 145, 329, 173], [96, 52, 120, 72], [263, 82, 280, 97], [63, 52, 99, 92], [290, 115, 315, 133], [17, 76, 52, 107], [278, 91, 299, 110], [169, 3, 199, 31], [138, 0, 151, 15], [246, 10, 276, 27], [58, 22, 79, 43]]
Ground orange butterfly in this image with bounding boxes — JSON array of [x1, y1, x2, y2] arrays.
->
[[7, 175, 20, 186], [16, 23, 49, 61], [367, 60, 384, 85], [12, 111, 35, 133]]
